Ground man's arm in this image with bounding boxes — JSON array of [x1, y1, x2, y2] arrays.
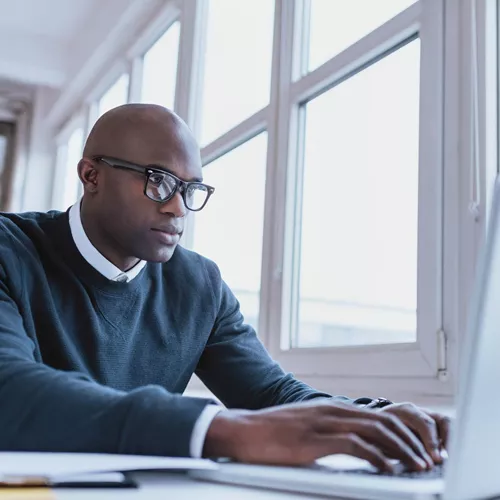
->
[[196, 271, 449, 470], [195, 275, 350, 409], [0, 263, 215, 456]]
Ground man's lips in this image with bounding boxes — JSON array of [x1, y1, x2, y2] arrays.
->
[[151, 224, 181, 235], [151, 227, 181, 245]]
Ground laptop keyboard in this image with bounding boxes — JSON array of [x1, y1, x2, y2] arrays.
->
[[312, 462, 445, 479], [380, 462, 444, 479]]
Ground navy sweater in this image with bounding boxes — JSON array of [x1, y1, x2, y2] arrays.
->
[[0, 210, 345, 457]]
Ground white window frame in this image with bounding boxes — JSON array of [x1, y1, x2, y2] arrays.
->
[[270, 1, 446, 400], [441, 0, 498, 390]]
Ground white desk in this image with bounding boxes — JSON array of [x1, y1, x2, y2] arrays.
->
[[54, 472, 336, 499]]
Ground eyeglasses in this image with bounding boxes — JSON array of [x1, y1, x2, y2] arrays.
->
[[93, 155, 215, 212]]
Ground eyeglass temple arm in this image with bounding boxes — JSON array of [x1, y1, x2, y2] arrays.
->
[[97, 157, 147, 175]]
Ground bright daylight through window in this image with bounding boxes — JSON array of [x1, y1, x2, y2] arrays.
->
[[0, 135, 7, 178], [193, 133, 268, 331], [307, 0, 417, 71], [192, 0, 275, 331], [61, 128, 84, 210], [140, 22, 180, 110], [200, 0, 274, 145], [296, 40, 420, 348], [97, 74, 130, 118]]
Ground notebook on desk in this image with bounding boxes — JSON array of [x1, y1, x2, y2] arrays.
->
[[191, 176, 500, 500], [0, 471, 136, 489], [0, 452, 217, 489]]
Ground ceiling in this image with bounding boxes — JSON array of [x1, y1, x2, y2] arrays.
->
[[0, 0, 100, 42], [0, 0, 133, 89]]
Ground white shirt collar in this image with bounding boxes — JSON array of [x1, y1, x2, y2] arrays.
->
[[69, 200, 147, 283]]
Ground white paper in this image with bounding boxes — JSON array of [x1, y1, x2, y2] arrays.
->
[[54, 472, 126, 483], [0, 452, 218, 480]]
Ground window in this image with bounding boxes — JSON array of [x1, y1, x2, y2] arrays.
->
[[53, 125, 84, 210], [307, 0, 417, 71], [97, 74, 130, 118], [295, 41, 420, 348], [0, 135, 7, 177], [190, 1, 274, 336], [193, 133, 268, 330], [0, 122, 14, 211], [62, 128, 84, 208], [186, 0, 444, 387], [255, 0, 446, 389], [140, 22, 180, 109], [200, 0, 274, 145]]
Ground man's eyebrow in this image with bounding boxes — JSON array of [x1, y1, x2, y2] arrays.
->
[[149, 164, 203, 183]]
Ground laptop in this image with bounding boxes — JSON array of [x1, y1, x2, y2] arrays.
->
[[191, 176, 500, 500]]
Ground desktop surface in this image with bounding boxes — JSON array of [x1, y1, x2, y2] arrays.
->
[[54, 471, 321, 500]]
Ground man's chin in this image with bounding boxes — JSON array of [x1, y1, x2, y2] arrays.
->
[[142, 244, 178, 263]]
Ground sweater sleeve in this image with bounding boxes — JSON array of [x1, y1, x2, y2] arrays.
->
[[195, 265, 354, 410], [0, 262, 216, 457]]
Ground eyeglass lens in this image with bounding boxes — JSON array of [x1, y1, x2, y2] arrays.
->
[[146, 172, 209, 210]]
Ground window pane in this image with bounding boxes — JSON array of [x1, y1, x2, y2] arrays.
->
[[193, 133, 268, 331], [200, 1, 274, 145], [97, 74, 129, 117], [308, 0, 416, 72], [0, 135, 7, 177], [141, 22, 180, 109], [63, 128, 83, 208], [296, 41, 420, 348]]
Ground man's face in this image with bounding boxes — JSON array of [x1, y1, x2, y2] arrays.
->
[[93, 131, 203, 263]]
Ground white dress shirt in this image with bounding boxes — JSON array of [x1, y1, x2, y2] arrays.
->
[[69, 200, 221, 457]]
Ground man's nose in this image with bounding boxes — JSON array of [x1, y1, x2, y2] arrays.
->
[[160, 191, 187, 218]]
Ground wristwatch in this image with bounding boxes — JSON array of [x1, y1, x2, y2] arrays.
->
[[364, 397, 393, 409]]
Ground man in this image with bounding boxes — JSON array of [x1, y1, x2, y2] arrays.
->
[[0, 104, 448, 474]]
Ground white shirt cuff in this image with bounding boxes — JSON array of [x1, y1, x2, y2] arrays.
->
[[189, 405, 223, 458]]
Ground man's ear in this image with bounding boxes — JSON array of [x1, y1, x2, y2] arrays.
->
[[78, 157, 99, 194]]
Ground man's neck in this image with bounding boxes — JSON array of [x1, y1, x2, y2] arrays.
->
[[80, 202, 140, 272]]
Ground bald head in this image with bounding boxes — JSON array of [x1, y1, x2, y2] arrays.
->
[[83, 104, 199, 167]]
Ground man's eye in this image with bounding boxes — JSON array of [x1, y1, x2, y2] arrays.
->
[[149, 174, 163, 185]]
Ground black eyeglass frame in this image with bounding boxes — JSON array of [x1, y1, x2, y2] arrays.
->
[[93, 155, 215, 212]]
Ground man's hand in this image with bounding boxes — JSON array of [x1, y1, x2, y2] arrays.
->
[[204, 400, 436, 473], [378, 402, 451, 464]]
